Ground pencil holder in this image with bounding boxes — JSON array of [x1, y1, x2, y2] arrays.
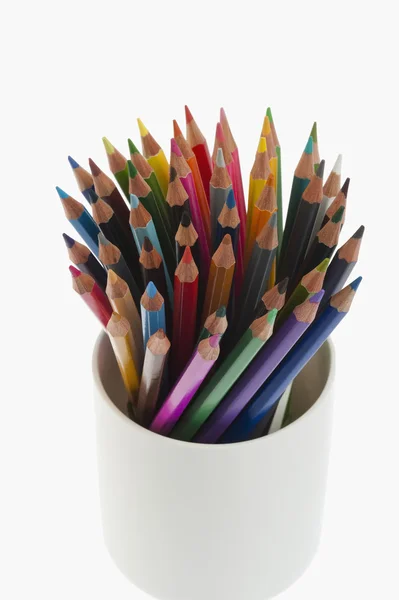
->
[[93, 332, 335, 600]]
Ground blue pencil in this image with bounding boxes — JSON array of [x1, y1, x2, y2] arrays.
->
[[140, 281, 166, 346], [67, 156, 98, 204], [215, 188, 240, 254], [56, 187, 100, 257], [221, 277, 362, 443]]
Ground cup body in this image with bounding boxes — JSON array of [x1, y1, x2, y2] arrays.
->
[[93, 332, 335, 600]]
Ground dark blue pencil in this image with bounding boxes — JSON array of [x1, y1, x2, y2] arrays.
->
[[57, 187, 100, 257], [67, 156, 98, 204]]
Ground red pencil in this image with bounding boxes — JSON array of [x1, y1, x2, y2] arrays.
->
[[69, 265, 112, 327], [185, 105, 212, 204], [172, 246, 199, 381]]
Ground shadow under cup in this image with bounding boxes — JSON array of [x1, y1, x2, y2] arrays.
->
[[93, 332, 335, 600]]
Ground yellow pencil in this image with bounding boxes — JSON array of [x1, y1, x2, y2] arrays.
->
[[247, 137, 270, 235], [245, 173, 276, 266], [106, 312, 140, 409], [261, 115, 278, 189], [137, 119, 169, 196]]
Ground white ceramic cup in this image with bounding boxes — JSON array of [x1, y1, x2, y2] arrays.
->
[[93, 332, 335, 600]]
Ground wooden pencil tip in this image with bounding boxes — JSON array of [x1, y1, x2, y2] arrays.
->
[[107, 269, 118, 284], [181, 245, 193, 263], [333, 154, 342, 174], [173, 119, 183, 138], [137, 118, 149, 137], [62, 232, 75, 248], [266, 107, 273, 122], [316, 160, 325, 178], [102, 137, 114, 155], [266, 173, 275, 186], [56, 186, 69, 200], [215, 305, 226, 317], [181, 211, 191, 227], [128, 138, 139, 155], [69, 265, 81, 278], [130, 193, 139, 208], [341, 177, 350, 197], [278, 277, 289, 294], [146, 281, 158, 298], [208, 334, 220, 348], [354, 225, 365, 239], [171, 137, 182, 156], [184, 105, 193, 123], [310, 122, 318, 143], [222, 233, 232, 245], [143, 236, 153, 252], [257, 136, 267, 153], [304, 136, 313, 155], [350, 276, 362, 291], [216, 122, 224, 142], [127, 159, 137, 178], [215, 147, 225, 168], [88, 158, 101, 176], [67, 155, 79, 169], [220, 107, 227, 123]]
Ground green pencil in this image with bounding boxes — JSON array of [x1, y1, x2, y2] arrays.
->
[[171, 308, 277, 441], [310, 122, 320, 172], [128, 138, 167, 211], [102, 137, 129, 199]]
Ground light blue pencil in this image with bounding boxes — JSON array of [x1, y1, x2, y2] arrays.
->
[[140, 281, 166, 346]]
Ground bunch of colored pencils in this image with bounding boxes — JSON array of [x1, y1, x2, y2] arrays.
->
[[59, 109, 364, 443]]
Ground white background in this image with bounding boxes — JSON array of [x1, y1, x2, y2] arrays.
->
[[1, 1, 398, 598]]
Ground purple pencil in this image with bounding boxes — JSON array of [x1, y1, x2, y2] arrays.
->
[[150, 334, 220, 436], [195, 290, 324, 443]]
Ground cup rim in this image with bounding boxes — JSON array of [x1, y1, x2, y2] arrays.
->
[[92, 331, 335, 449]]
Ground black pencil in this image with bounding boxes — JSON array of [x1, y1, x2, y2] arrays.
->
[[62, 233, 107, 290]]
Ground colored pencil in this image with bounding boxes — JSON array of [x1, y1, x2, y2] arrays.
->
[[137, 119, 169, 196], [210, 148, 232, 248], [137, 329, 171, 426], [175, 211, 200, 268], [220, 107, 247, 236], [280, 136, 314, 261], [319, 225, 364, 310], [166, 166, 190, 236], [238, 212, 278, 330], [279, 161, 325, 293], [215, 188, 241, 252], [212, 122, 235, 184], [56, 187, 100, 257], [139, 236, 173, 307], [299, 205, 345, 281], [106, 269, 144, 372], [106, 312, 140, 405], [140, 281, 166, 347], [245, 172, 276, 266], [91, 195, 140, 277], [68, 156, 98, 204], [172, 246, 199, 380], [128, 159, 175, 277], [221, 279, 361, 443], [63, 233, 107, 290], [310, 122, 320, 172], [266, 107, 283, 255], [98, 232, 141, 309], [129, 193, 169, 272], [307, 155, 342, 251], [170, 138, 210, 281], [69, 265, 112, 327], [172, 309, 277, 442], [195, 291, 324, 443], [173, 120, 211, 247], [102, 137, 129, 199], [247, 136, 270, 235], [320, 178, 349, 229], [261, 116, 277, 186], [197, 306, 228, 343], [259, 277, 289, 314], [128, 137, 166, 206], [202, 234, 235, 325], [185, 105, 212, 202], [150, 334, 221, 436], [88, 158, 130, 235], [277, 258, 329, 325]]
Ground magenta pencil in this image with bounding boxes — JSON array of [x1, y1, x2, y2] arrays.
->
[[170, 138, 210, 280], [195, 291, 324, 443], [150, 335, 220, 436]]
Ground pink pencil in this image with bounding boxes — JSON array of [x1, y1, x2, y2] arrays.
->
[[150, 335, 220, 436], [170, 138, 210, 281]]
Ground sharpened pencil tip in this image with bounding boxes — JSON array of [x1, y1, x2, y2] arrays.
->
[[277, 277, 289, 294], [215, 147, 225, 168], [181, 211, 191, 227], [67, 155, 79, 169], [221, 234, 232, 245], [310, 122, 318, 143], [304, 136, 313, 155], [169, 166, 178, 182], [128, 138, 139, 155], [173, 120, 183, 138], [171, 137, 181, 156], [184, 105, 193, 123], [317, 258, 330, 273], [62, 233, 75, 248], [102, 137, 114, 155], [225, 188, 236, 209], [341, 177, 350, 197], [354, 225, 365, 239], [137, 118, 148, 137], [69, 265, 81, 278], [266, 107, 273, 123], [208, 334, 220, 348], [331, 205, 345, 223], [88, 158, 101, 177], [143, 236, 153, 252], [220, 107, 227, 123], [257, 136, 267, 154], [215, 122, 224, 142], [56, 186, 69, 199], [146, 281, 158, 298], [316, 160, 325, 178], [311, 289, 325, 303], [98, 231, 109, 245], [333, 154, 342, 174], [127, 160, 137, 178], [215, 306, 226, 317], [130, 193, 139, 209], [181, 245, 193, 263], [267, 308, 278, 323], [350, 276, 362, 291]]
